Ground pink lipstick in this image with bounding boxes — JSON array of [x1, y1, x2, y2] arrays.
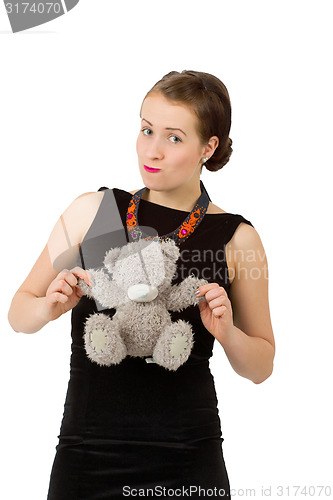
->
[[144, 165, 161, 173]]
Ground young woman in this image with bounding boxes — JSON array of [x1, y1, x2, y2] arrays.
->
[[8, 70, 275, 499]]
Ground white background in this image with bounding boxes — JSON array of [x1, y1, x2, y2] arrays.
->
[[1, 1, 332, 498]]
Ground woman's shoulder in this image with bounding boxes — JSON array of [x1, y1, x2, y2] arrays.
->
[[75, 190, 105, 201], [71, 190, 105, 220], [206, 201, 228, 215], [61, 190, 105, 245]]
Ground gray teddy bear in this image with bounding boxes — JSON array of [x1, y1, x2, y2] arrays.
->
[[78, 238, 208, 371]]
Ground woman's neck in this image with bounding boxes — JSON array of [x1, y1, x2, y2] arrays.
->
[[141, 183, 202, 212]]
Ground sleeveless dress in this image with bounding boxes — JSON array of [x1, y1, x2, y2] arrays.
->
[[47, 187, 254, 500]]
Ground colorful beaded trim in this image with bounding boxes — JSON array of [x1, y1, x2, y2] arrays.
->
[[126, 180, 211, 246]]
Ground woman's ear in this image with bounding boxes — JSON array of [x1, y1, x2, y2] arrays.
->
[[202, 136, 219, 158]]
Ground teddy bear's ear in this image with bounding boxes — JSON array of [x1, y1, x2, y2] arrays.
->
[[160, 239, 180, 261], [103, 246, 123, 272]]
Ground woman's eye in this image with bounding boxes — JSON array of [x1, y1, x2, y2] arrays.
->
[[141, 128, 181, 144], [141, 128, 152, 136]]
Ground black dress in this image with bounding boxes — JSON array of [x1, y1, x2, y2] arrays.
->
[[47, 187, 253, 499]]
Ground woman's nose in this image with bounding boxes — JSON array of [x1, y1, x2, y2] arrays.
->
[[146, 138, 164, 159]]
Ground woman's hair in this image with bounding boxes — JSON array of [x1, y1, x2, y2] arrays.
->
[[142, 70, 233, 172]]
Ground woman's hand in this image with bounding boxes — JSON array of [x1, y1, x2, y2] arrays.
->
[[196, 283, 234, 345], [42, 267, 92, 322]]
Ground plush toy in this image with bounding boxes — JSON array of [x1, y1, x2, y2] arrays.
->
[[77, 238, 208, 371]]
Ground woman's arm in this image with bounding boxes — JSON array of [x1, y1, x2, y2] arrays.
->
[[7, 192, 102, 334], [8, 244, 63, 334], [196, 223, 275, 384]]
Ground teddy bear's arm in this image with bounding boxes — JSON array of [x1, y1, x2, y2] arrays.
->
[[77, 269, 127, 309], [166, 275, 208, 312]]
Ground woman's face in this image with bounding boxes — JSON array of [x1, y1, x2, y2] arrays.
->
[[136, 92, 209, 192]]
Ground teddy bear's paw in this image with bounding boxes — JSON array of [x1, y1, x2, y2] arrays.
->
[[77, 269, 115, 308], [83, 313, 127, 367], [152, 320, 194, 371], [186, 276, 209, 306], [77, 276, 93, 298]]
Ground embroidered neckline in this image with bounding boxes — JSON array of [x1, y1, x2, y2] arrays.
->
[[126, 180, 211, 246]]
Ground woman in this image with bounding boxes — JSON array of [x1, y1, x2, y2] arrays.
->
[[8, 70, 275, 499]]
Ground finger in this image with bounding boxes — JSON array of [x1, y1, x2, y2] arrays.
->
[[70, 266, 92, 285], [212, 305, 227, 318], [199, 287, 228, 306], [208, 296, 227, 310], [48, 278, 74, 297], [205, 288, 228, 302], [47, 291, 69, 305], [57, 279, 74, 296], [195, 282, 220, 296], [56, 269, 77, 287]]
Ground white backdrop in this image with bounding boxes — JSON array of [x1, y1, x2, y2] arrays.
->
[[1, 1, 332, 499]]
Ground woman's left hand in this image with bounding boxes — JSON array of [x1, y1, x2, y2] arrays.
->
[[196, 283, 234, 345]]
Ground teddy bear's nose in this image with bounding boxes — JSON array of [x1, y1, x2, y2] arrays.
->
[[127, 284, 158, 302]]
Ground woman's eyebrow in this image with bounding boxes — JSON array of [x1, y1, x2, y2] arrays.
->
[[141, 117, 187, 136]]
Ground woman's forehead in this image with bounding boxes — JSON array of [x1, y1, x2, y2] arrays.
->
[[141, 93, 198, 132]]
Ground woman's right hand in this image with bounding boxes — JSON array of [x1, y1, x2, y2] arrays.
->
[[43, 267, 92, 322]]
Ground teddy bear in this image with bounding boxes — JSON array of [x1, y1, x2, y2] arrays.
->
[[77, 237, 208, 371]]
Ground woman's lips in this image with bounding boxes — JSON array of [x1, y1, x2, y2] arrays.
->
[[144, 165, 161, 172]]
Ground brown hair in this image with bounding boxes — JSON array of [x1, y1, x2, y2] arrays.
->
[[141, 70, 233, 172]]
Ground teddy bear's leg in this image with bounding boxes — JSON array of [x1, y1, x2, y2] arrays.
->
[[152, 320, 194, 371], [84, 313, 127, 367]]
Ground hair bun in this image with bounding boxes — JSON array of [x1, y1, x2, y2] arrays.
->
[[204, 137, 233, 172]]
